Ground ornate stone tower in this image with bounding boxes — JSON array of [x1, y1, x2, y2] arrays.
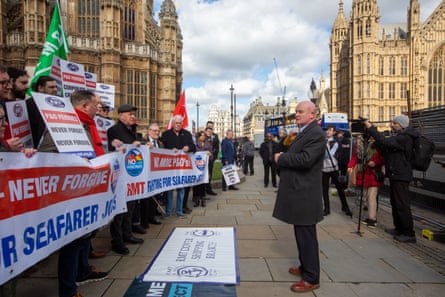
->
[[0, 0, 183, 132], [158, 0, 183, 127], [331, 0, 445, 126], [330, 0, 350, 114]]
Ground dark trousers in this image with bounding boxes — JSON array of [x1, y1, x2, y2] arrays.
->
[[243, 156, 254, 175], [58, 236, 91, 297], [293, 224, 320, 284], [183, 187, 191, 210], [206, 160, 215, 193], [322, 171, 350, 212], [140, 196, 159, 228], [390, 181, 415, 236], [263, 160, 277, 186], [110, 200, 136, 247]]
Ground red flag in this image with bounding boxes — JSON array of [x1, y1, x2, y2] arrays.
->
[[167, 90, 189, 130]]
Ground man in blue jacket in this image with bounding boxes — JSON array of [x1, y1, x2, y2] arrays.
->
[[221, 129, 239, 191]]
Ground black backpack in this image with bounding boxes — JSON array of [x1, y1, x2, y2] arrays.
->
[[411, 135, 435, 171]]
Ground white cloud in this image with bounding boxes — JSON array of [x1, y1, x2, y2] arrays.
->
[[154, 0, 442, 125]]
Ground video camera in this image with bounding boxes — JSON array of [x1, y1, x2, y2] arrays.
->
[[350, 116, 367, 134]]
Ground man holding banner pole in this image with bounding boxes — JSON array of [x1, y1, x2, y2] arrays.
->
[[37, 90, 108, 297], [107, 104, 144, 255]]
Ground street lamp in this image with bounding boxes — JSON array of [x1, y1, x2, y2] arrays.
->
[[229, 84, 234, 133], [234, 93, 237, 139], [196, 101, 200, 131]]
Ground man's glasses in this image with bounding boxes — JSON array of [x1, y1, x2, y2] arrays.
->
[[0, 79, 11, 87]]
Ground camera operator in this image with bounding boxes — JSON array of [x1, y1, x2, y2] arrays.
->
[[362, 115, 419, 243]]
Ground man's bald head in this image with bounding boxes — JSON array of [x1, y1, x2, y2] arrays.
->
[[295, 101, 317, 126]]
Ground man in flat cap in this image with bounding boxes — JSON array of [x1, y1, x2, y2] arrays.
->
[[107, 104, 144, 255], [363, 114, 419, 243]]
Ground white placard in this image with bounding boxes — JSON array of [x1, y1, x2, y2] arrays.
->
[[142, 227, 239, 284], [31, 92, 95, 158]]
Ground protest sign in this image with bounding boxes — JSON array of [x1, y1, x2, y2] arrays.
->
[[31, 92, 95, 158], [5, 100, 33, 148], [96, 83, 115, 110]]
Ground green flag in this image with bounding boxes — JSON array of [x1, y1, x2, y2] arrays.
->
[[28, 1, 69, 95]]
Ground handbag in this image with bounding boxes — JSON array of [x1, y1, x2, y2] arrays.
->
[[374, 170, 384, 182]]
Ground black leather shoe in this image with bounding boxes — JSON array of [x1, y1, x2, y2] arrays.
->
[[124, 236, 144, 244], [323, 210, 330, 216], [222, 188, 227, 191], [206, 191, 218, 196], [394, 234, 416, 243], [183, 208, 192, 214], [112, 245, 129, 255], [229, 186, 239, 190], [132, 225, 146, 234], [148, 218, 162, 225]]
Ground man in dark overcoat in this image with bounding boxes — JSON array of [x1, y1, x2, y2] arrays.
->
[[107, 104, 144, 255], [272, 101, 325, 293]]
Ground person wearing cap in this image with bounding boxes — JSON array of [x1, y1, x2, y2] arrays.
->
[[363, 114, 419, 243], [107, 104, 144, 255], [96, 101, 112, 119]]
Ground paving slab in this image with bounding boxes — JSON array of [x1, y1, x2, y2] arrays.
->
[[238, 258, 272, 281]]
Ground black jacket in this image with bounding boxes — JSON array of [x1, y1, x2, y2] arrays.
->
[[367, 126, 418, 182], [259, 140, 280, 165], [161, 128, 196, 153], [107, 120, 137, 150]]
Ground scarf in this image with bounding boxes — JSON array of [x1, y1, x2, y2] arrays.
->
[[75, 109, 105, 157], [356, 137, 376, 172]]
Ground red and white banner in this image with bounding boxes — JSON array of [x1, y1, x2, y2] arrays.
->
[[121, 146, 209, 201], [96, 83, 115, 110], [31, 92, 95, 158], [0, 148, 209, 285], [94, 116, 115, 152], [5, 100, 33, 148], [0, 152, 126, 285]]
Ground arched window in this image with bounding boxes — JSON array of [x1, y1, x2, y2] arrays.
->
[[428, 46, 445, 105], [366, 19, 371, 36]]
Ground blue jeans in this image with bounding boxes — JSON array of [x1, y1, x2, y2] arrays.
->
[[166, 188, 185, 215]]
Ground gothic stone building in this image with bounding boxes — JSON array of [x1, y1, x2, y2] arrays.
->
[[330, 0, 445, 126], [0, 0, 183, 132]]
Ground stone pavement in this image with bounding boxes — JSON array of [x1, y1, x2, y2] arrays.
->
[[16, 154, 445, 297]]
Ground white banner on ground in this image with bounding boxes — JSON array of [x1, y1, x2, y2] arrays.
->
[[31, 92, 95, 158], [122, 146, 209, 201], [5, 100, 33, 148], [0, 152, 126, 285], [142, 227, 239, 284]]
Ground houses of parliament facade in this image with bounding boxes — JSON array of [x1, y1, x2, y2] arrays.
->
[[330, 0, 445, 126], [0, 0, 183, 132]]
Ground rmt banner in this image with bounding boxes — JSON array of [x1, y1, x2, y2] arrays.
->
[[122, 146, 209, 201], [0, 148, 209, 285], [0, 152, 126, 285]]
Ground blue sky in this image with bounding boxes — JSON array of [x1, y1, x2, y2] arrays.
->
[[153, 0, 442, 126]]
